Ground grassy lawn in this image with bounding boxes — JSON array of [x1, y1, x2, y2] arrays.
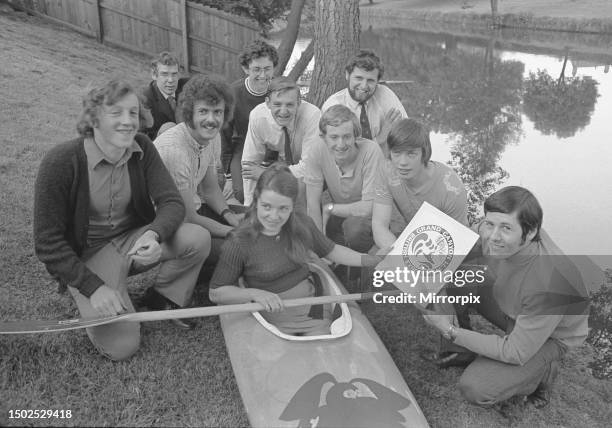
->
[[1, 6, 611, 428]]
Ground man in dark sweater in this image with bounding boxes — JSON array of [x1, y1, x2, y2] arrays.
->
[[33, 80, 211, 361], [221, 40, 278, 203]]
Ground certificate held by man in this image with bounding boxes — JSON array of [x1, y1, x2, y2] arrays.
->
[[375, 202, 480, 299]]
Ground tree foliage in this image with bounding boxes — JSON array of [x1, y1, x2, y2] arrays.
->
[[523, 70, 599, 139], [191, 0, 292, 32]]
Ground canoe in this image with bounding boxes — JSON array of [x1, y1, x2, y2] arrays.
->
[[219, 261, 430, 428]]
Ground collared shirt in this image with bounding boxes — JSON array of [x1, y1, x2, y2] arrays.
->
[[85, 137, 143, 246], [304, 137, 384, 204], [321, 85, 407, 142], [242, 101, 321, 206], [154, 122, 221, 209]]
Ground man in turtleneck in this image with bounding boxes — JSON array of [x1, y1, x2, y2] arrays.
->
[[221, 40, 279, 204], [422, 186, 589, 409]]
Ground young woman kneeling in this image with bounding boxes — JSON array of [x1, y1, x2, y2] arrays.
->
[[209, 163, 380, 336]]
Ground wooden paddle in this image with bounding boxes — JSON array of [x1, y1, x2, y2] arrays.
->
[[0, 289, 403, 334]]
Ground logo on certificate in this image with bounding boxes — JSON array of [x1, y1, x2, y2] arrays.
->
[[402, 225, 455, 271]]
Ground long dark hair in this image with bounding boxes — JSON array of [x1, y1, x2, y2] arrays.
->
[[236, 163, 312, 263]]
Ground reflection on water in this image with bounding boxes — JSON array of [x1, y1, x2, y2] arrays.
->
[[282, 27, 612, 265], [358, 27, 612, 265]]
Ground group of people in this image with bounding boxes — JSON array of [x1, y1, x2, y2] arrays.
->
[[33, 40, 589, 410]]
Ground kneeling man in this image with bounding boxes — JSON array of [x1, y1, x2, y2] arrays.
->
[[34, 80, 211, 361], [305, 105, 385, 252], [422, 186, 589, 408]]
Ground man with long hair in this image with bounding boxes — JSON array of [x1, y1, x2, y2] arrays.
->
[[422, 186, 589, 409], [153, 74, 242, 288]]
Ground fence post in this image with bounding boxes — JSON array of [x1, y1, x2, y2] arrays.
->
[[93, 0, 103, 42], [180, 0, 190, 73]]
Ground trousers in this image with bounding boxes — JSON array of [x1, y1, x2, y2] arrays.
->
[[69, 223, 210, 360]]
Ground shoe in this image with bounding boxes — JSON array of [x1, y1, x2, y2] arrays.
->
[[420, 350, 476, 368], [526, 385, 550, 409], [142, 288, 196, 330]]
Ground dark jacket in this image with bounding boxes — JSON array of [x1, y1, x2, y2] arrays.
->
[[141, 79, 189, 139], [33, 134, 185, 297]]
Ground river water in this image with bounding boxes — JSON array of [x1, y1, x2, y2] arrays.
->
[[282, 25, 612, 269]]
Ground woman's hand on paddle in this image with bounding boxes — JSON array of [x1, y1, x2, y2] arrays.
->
[[249, 289, 284, 312], [90, 285, 127, 317]]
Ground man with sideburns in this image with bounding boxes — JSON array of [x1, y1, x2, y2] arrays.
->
[[154, 74, 242, 275], [321, 50, 407, 152], [422, 186, 589, 409]]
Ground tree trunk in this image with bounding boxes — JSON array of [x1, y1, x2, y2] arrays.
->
[[490, 0, 499, 17], [308, 0, 360, 107], [288, 39, 314, 82], [275, 0, 306, 76]]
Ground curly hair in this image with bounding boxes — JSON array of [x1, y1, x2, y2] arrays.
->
[[237, 163, 312, 264], [76, 80, 136, 137], [238, 40, 279, 69], [345, 49, 384, 80], [178, 74, 234, 129]]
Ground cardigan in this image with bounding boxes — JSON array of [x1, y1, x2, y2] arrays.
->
[[33, 133, 185, 297]]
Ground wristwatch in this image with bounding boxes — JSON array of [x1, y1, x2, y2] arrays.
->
[[442, 324, 457, 342], [326, 203, 334, 214], [220, 208, 231, 218]]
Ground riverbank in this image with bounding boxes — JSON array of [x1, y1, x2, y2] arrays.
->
[[360, 0, 612, 34]]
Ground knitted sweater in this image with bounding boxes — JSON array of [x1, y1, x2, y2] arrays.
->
[[210, 215, 335, 294], [33, 134, 185, 297]]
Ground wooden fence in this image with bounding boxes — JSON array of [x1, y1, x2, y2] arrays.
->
[[7, 0, 261, 81]]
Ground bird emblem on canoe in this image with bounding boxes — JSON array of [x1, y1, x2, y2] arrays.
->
[[279, 372, 411, 427]]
